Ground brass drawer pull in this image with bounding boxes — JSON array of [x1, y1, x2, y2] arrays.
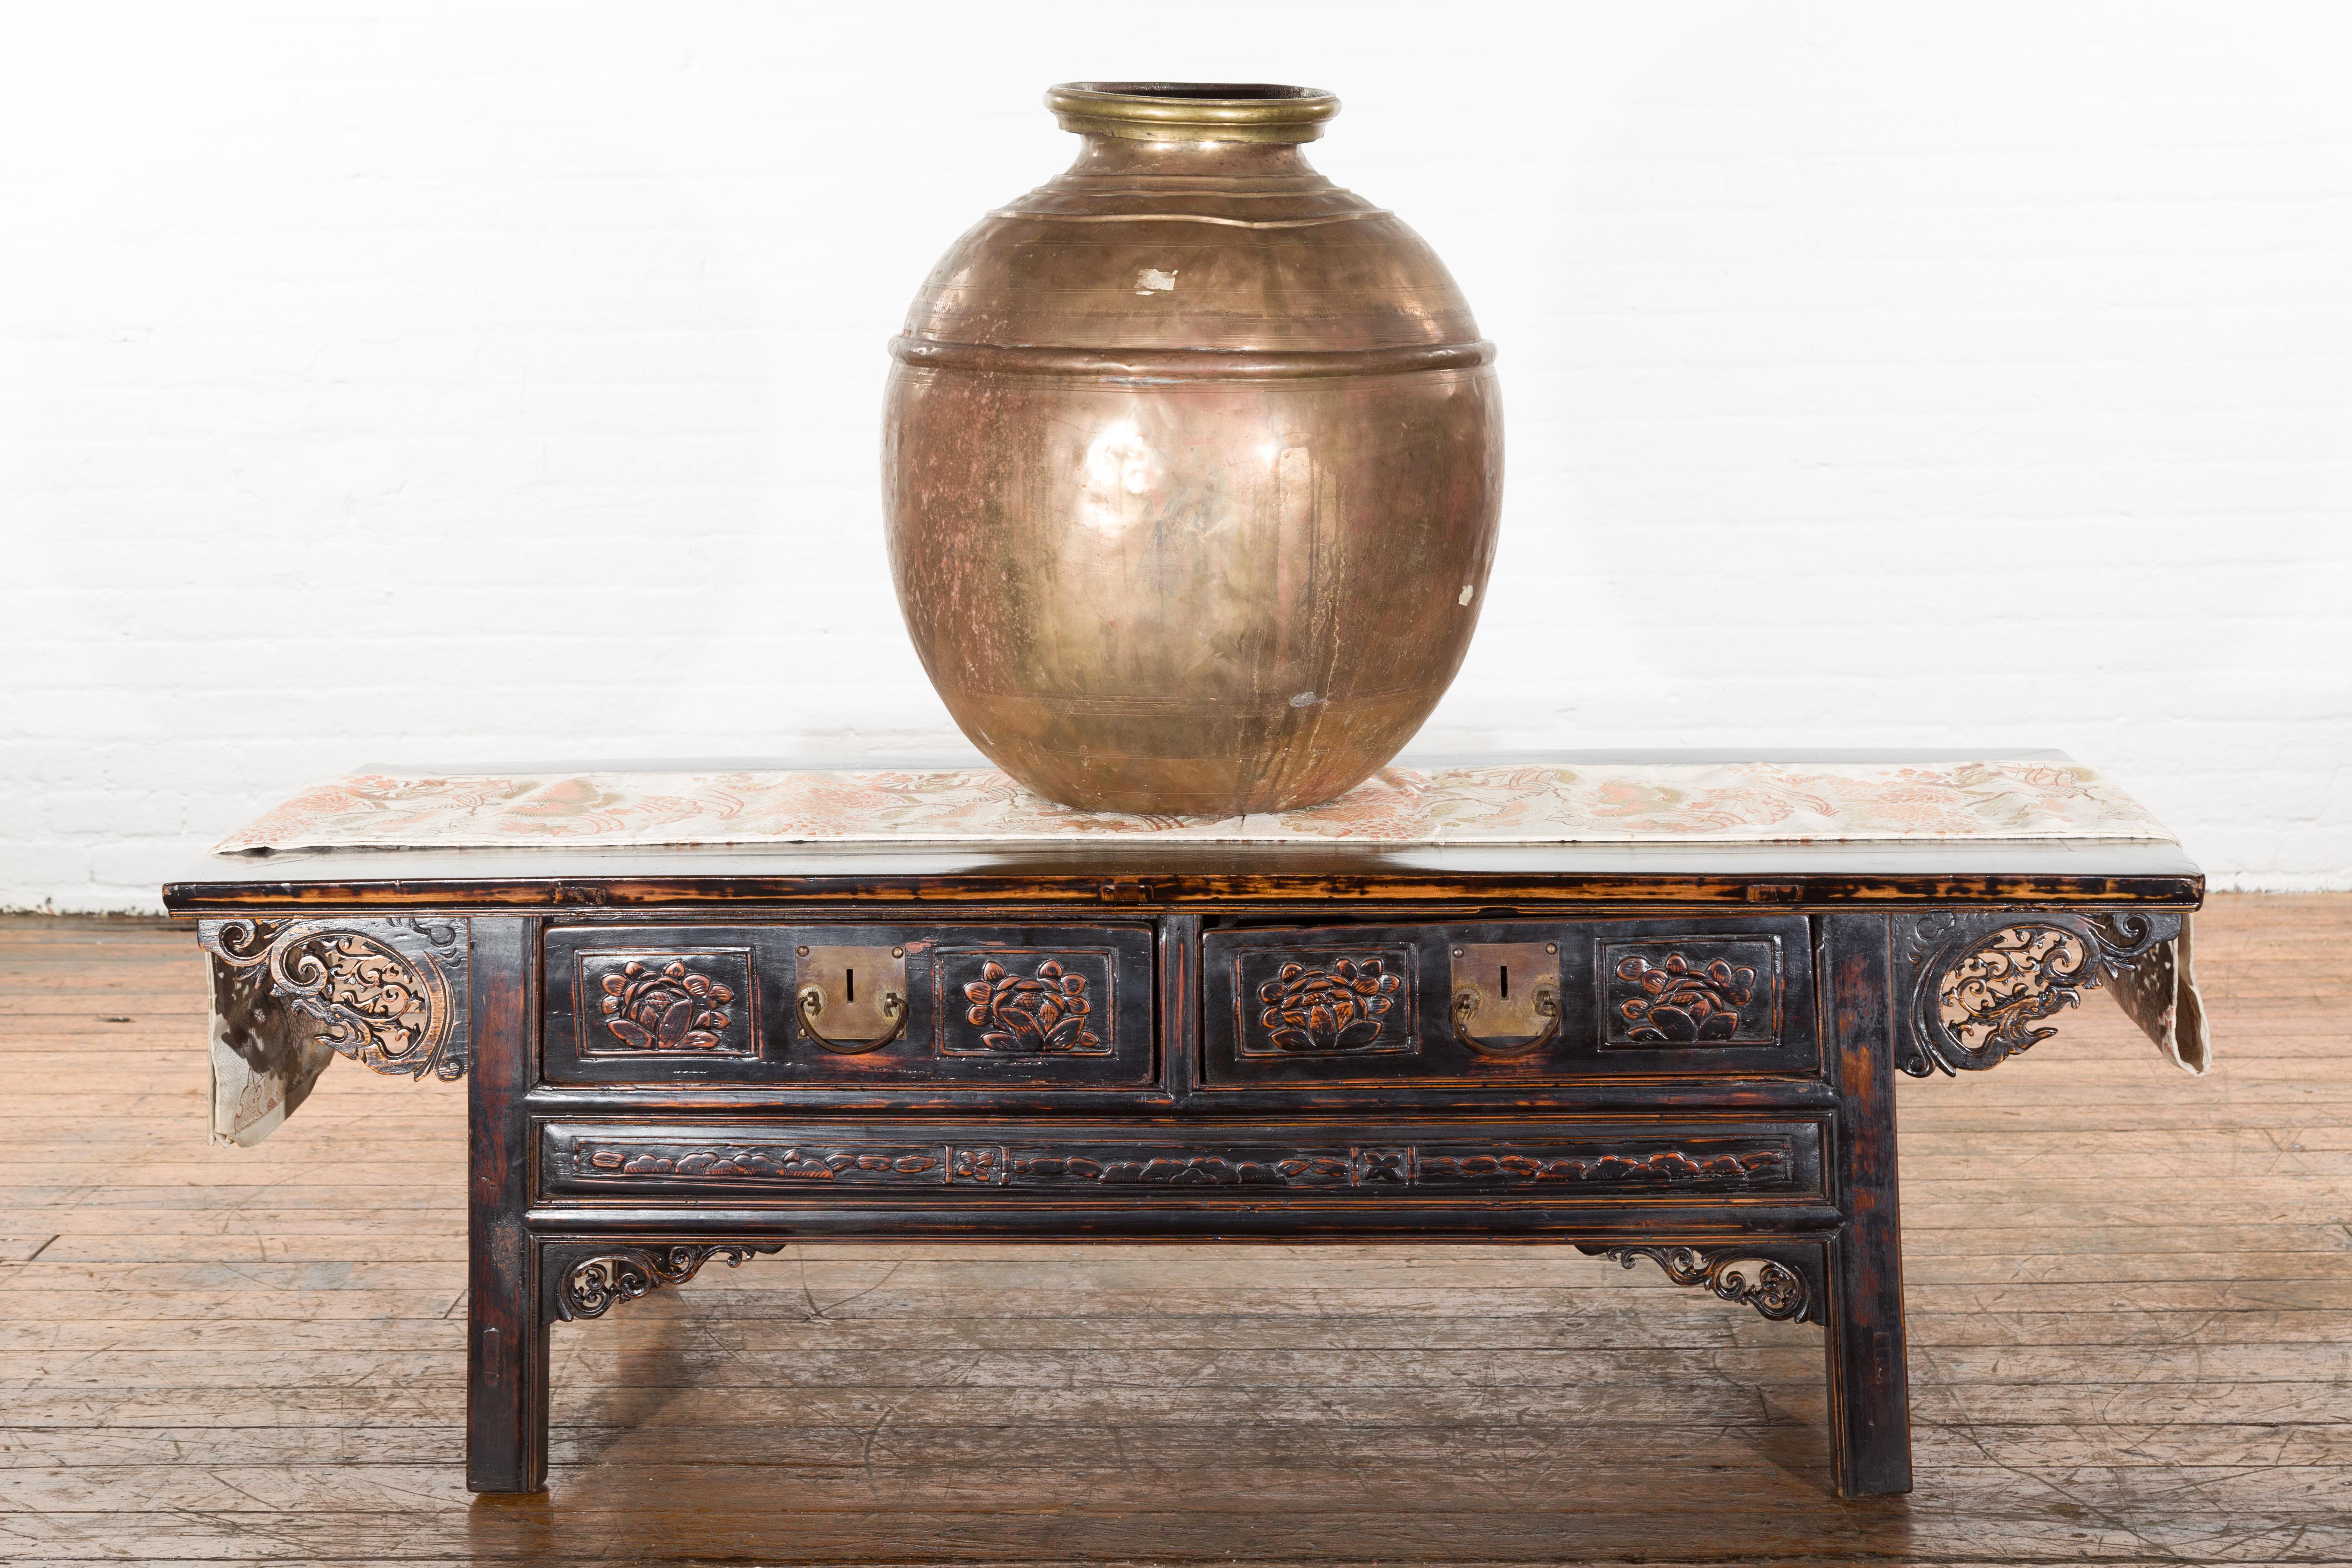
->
[[1453, 983, 1561, 1058], [796, 985, 908, 1054], [1449, 941, 1563, 1058]]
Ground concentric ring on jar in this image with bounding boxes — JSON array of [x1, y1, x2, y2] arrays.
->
[[1045, 82, 1340, 143]]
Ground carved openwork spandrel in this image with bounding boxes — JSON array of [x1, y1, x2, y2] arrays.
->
[[1577, 1243, 1821, 1325], [547, 1243, 786, 1323], [199, 917, 469, 1083], [1897, 910, 2182, 1076]]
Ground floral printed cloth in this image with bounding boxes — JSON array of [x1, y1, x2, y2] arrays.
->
[[215, 759, 2176, 852]]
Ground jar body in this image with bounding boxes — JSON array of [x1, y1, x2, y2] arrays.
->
[[884, 87, 1502, 815]]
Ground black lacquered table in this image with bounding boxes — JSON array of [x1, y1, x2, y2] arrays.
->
[[170, 787, 2203, 1499]]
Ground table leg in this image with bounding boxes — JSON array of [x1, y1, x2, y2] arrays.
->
[[466, 919, 548, 1494], [1823, 913, 1913, 1497]]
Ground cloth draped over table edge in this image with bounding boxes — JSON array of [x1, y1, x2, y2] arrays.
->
[[2110, 916, 2210, 1077], [208, 953, 337, 1148]]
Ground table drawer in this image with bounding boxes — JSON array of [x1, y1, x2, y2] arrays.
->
[[539, 1116, 1825, 1203], [1201, 916, 1818, 1087], [542, 923, 1155, 1088]]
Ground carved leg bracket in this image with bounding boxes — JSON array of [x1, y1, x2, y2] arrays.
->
[[1895, 910, 2184, 1076], [1576, 1242, 1825, 1325], [544, 1243, 787, 1323], [197, 917, 471, 1146]]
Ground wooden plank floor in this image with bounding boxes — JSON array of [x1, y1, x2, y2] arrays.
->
[[2, 898, 2347, 1566]]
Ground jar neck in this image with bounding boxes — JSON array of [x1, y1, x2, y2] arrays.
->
[[1061, 135, 1323, 181]]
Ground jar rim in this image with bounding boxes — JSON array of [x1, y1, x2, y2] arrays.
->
[[1045, 82, 1339, 144]]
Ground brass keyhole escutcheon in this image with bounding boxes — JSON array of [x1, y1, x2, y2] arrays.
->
[[1451, 941, 1562, 1058], [795, 945, 910, 1054]]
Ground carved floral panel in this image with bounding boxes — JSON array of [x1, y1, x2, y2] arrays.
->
[[576, 950, 755, 1057], [934, 949, 1115, 1056], [1600, 938, 1783, 1047], [1235, 948, 1416, 1057]]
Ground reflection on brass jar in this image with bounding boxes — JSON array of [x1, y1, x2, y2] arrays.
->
[[884, 82, 1502, 815]]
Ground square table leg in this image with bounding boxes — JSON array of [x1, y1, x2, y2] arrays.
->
[[466, 918, 549, 1494], [1823, 912, 1914, 1497]]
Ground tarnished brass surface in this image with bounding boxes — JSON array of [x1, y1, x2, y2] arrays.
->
[[1044, 81, 1339, 144], [1450, 941, 1562, 1057], [794, 945, 908, 1054], [885, 82, 1502, 815]]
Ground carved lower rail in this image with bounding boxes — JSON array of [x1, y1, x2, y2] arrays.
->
[[538, 1236, 1828, 1329]]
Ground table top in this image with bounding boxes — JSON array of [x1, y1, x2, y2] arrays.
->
[[163, 750, 2202, 913]]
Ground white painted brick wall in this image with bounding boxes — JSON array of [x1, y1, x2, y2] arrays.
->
[[3, 2, 2346, 911]]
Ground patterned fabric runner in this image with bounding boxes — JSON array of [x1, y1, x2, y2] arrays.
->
[[216, 759, 2177, 852]]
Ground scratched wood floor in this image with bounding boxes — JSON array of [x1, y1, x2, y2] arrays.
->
[[0, 899, 2347, 1566]]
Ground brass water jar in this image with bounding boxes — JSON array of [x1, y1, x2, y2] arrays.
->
[[885, 83, 1501, 815]]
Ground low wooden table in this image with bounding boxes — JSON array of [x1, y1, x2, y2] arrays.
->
[[166, 775, 2203, 1500]]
